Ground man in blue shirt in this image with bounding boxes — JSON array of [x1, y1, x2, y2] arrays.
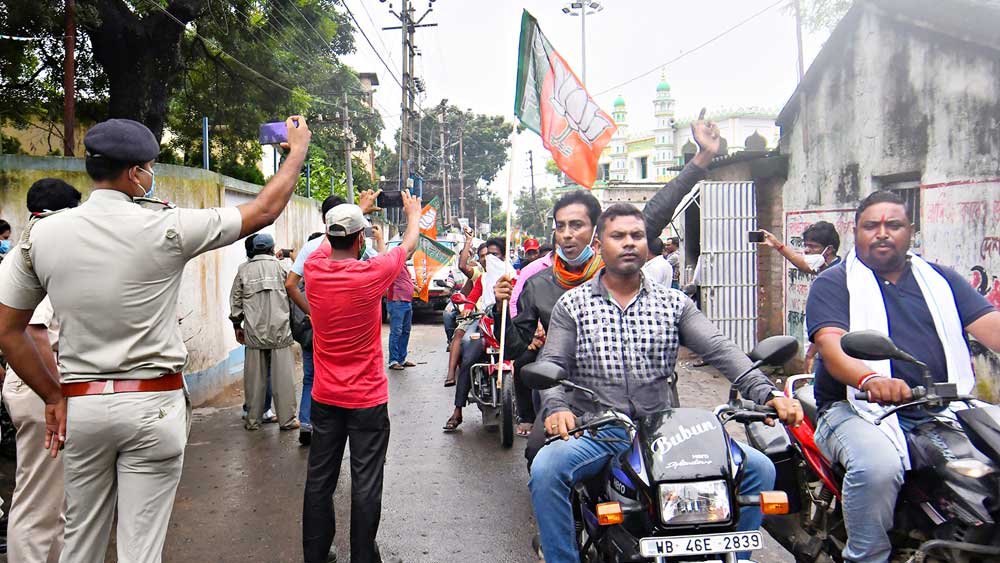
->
[[806, 190, 1000, 563]]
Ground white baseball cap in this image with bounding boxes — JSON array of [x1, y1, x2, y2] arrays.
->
[[325, 204, 370, 237]]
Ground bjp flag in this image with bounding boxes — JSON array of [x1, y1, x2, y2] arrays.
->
[[412, 198, 454, 301], [514, 10, 616, 189]]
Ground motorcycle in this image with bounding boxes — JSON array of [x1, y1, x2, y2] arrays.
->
[[522, 335, 799, 562], [450, 293, 517, 448], [746, 330, 1000, 563]]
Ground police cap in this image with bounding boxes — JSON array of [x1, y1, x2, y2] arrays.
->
[[84, 119, 159, 163]]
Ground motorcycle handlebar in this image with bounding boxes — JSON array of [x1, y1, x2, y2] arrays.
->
[[853, 386, 927, 402]]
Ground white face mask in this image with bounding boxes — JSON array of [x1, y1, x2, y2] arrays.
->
[[804, 253, 827, 270]]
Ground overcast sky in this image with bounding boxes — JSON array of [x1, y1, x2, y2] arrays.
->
[[340, 0, 832, 207]]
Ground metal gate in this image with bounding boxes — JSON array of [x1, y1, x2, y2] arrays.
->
[[699, 181, 758, 353]]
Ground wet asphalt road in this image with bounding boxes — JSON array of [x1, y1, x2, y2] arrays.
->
[[0, 315, 793, 563]]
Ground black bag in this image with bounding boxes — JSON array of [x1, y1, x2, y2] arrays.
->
[[289, 279, 313, 350]]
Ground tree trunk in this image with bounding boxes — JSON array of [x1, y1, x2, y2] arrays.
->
[[81, 0, 205, 141]]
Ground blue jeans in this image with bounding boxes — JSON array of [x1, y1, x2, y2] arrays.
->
[[814, 401, 908, 563], [529, 426, 774, 563], [443, 309, 458, 344], [300, 347, 314, 428], [387, 301, 413, 365]]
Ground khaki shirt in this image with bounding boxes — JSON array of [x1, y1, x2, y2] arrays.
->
[[0, 189, 242, 383], [229, 254, 293, 350], [4, 296, 58, 385]]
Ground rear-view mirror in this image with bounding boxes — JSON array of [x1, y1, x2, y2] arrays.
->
[[521, 362, 567, 390], [841, 330, 919, 364], [748, 336, 799, 367]]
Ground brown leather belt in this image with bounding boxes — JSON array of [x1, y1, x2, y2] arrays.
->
[[61, 373, 184, 398]]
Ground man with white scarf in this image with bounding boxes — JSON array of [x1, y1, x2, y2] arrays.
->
[[806, 190, 1000, 563]]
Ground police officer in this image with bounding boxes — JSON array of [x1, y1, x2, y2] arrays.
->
[[0, 115, 311, 562]]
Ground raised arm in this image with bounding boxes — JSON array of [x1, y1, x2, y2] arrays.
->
[[760, 229, 817, 274], [399, 190, 423, 258], [457, 227, 476, 278], [642, 113, 719, 239], [237, 116, 312, 238]]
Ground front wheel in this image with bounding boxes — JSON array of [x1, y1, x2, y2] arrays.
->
[[500, 370, 515, 448]]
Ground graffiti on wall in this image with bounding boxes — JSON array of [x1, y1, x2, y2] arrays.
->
[[783, 209, 856, 353], [969, 265, 1000, 309]]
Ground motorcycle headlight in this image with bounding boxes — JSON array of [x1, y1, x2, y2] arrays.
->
[[947, 459, 996, 479], [659, 480, 732, 526]]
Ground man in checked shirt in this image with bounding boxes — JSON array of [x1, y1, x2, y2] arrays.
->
[[528, 203, 804, 563]]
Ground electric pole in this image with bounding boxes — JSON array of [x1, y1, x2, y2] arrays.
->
[[63, 0, 76, 156], [343, 92, 355, 202], [438, 103, 449, 223], [528, 150, 541, 232], [385, 1, 438, 193], [458, 129, 465, 220]]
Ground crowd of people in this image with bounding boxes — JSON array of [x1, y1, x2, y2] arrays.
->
[[0, 109, 997, 563]]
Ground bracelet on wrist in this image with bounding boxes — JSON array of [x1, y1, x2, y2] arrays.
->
[[857, 372, 884, 389]]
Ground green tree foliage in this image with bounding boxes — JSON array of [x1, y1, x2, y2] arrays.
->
[[512, 185, 553, 238], [793, 0, 853, 32], [1, 1, 383, 190]]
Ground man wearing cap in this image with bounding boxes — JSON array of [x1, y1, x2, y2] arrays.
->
[[302, 191, 422, 563], [230, 233, 299, 431], [516, 238, 541, 270], [0, 116, 311, 562]]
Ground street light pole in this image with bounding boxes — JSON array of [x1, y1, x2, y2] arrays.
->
[[580, 3, 586, 85]]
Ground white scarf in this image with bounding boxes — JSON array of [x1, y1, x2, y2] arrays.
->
[[845, 249, 974, 469]]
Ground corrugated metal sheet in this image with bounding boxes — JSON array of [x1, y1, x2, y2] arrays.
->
[[699, 181, 758, 352]]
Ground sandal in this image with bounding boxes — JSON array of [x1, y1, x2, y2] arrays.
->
[[516, 422, 533, 437], [443, 376, 456, 388], [442, 415, 463, 432]]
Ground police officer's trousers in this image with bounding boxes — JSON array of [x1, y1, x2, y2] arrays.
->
[[3, 372, 65, 563], [244, 346, 297, 429], [61, 388, 187, 563]]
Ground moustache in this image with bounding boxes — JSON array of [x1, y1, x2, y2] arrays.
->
[[870, 241, 895, 250]]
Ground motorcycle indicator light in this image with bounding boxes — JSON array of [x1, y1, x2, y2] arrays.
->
[[596, 502, 624, 526], [759, 491, 790, 515], [946, 459, 996, 479], [659, 480, 732, 525]]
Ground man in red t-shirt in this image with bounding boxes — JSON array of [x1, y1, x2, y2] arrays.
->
[[302, 191, 422, 563]]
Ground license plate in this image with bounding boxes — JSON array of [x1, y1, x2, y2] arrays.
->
[[639, 531, 762, 557]]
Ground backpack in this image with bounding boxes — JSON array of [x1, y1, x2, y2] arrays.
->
[[289, 278, 312, 350]]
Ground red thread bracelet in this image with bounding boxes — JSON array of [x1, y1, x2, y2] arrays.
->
[[858, 372, 884, 389]]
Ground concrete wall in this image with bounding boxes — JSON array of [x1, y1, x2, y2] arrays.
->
[[778, 4, 1000, 397], [0, 155, 322, 405]]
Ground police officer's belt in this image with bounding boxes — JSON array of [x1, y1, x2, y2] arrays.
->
[[61, 373, 184, 398]]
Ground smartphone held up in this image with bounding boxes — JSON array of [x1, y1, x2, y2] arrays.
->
[[748, 230, 765, 243]]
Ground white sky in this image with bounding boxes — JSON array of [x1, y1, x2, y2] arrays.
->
[[340, 0, 832, 208]]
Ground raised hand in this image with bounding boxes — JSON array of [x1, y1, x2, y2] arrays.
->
[[359, 189, 382, 214], [690, 108, 721, 165]]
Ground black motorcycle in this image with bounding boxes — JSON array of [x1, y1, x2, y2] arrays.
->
[[522, 335, 798, 562], [747, 330, 1000, 563]]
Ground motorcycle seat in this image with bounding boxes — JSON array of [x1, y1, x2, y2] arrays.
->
[[794, 384, 819, 424]]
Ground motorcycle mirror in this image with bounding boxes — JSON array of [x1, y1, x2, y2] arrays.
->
[[521, 361, 567, 390], [747, 335, 800, 367], [841, 330, 922, 365]]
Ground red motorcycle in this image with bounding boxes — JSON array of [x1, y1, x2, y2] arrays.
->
[[745, 331, 1000, 563], [451, 293, 517, 448]]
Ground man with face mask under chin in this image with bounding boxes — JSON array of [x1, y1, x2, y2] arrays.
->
[[492, 115, 723, 468], [0, 116, 312, 562]]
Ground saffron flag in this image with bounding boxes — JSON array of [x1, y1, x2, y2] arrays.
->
[[412, 198, 454, 301], [514, 10, 616, 189]]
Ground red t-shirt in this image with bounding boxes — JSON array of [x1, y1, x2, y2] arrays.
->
[[304, 246, 407, 408]]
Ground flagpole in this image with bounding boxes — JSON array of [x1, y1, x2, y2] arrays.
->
[[497, 124, 518, 390]]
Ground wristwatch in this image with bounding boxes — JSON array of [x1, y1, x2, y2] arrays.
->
[[769, 390, 785, 401]]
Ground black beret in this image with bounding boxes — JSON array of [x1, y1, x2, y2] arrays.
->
[[84, 118, 159, 163]]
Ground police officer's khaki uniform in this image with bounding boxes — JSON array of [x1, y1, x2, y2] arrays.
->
[[2, 297, 65, 563], [230, 254, 298, 429], [0, 189, 243, 563]]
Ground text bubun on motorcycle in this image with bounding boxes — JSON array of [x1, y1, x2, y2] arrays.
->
[[523, 335, 801, 562]]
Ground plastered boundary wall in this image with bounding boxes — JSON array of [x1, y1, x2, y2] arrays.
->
[[0, 155, 322, 405]]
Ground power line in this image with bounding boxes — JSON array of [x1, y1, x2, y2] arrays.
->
[[356, 0, 401, 76], [340, 1, 404, 90], [593, 0, 786, 97]]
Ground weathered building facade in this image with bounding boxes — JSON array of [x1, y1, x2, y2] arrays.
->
[[777, 0, 1000, 394]]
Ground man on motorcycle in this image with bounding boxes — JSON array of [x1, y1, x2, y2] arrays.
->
[[530, 204, 804, 563], [494, 115, 722, 465], [807, 190, 1000, 563]]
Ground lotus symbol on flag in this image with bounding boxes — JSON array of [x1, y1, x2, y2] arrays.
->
[[419, 207, 437, 231], [549, 56, 613, 148]]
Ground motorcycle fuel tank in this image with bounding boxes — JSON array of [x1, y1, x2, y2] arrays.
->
[[638, 408, 732, 482]]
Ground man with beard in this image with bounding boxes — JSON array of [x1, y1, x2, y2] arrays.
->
[[493, 115, 722, 464], [807, 190, 1000, 563], [529, 203, 803, 563]]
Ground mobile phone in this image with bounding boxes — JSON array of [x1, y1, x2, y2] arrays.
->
[[364, 226, 374, 238], [259, 121, 287, 145], [377, 190, 404, 209], [280, 248, 293, 259], [748, 230, 765, 243]]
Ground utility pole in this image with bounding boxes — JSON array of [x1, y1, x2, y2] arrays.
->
[[793, 0, 809, 151], [63, 0, 75, 156], [438, 103, 449, 223], [458, 129, 465, 220], [527, 149, 540, 229], [385, 1, 438, 193], [343, 92, 355, 202]]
